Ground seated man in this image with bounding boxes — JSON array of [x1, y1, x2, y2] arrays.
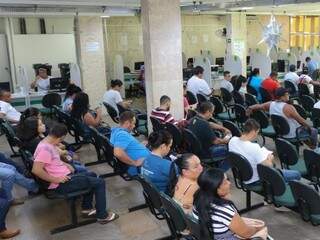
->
[[103, 79, 132, 114], [248, 87, 318, 148], [297, 73, 320, 94], [110, 111, 149, 176], [151, 95, 177, 124], [0, 188, 20, 238], [0, 90, 21, 123], [229, 119, 301, 185], [187, 66, 213, 99], [284, 64, 299, 91], [187, 102, 231, 171], [261, 71, 280, 99], [220, 71, 234, 93], [0, 161, 38, 205], [32, 123, 118, 223]]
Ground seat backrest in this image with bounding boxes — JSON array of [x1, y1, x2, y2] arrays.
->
[[42, 92, 62, 108], [165, 122, 182, 148], [228, 151, 253, 183], [149, 116, 164, 132], [275, 138, 299, 166], [103, 102, 119, 123], [196, 93, 207, 104], [300, 95, 315, 112], [184, 214, 211, 240], [293, 104, 307, 120], [303, 149, 320, 181], [247, 84, 258, 96], [222, 120, 241, 137], [123, 66, 131, 73], [160, 192, 187, 232], [116, 103, 127, 115], [289, 180, 320, 216], [298, 83, 310, 96], [270, 114, 290, 136], [186, 91, 198, 105], [182, 128, 202, 155], [210, 96, 224, 114], [257, 164, 286, 197], [312, 108, 320, 128], [186, 109, 197, 120], [251, 110, 269, 129], [245, 93, 259, 107], [137, 176, 163, 211], [314, 84, 320, 100], [220, 88, 233, 104], [234, 104, 248, 124], [232, 91, 245, 106], [259, 87, 272, 103], [284, 80, 297, 95], [0, 120, 21, 147]]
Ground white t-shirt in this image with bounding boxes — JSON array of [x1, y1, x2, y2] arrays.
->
[[228, 136, 271, 184], [0, 100, 21, 122], [314, 101, 320, 109], [103, 89, 123, 113], [36, 77, 51, 92], [284, 72, 299, 90], [298, 74, 314, 94], [187, 75, 211, 97], [220, 79, 234, 93]]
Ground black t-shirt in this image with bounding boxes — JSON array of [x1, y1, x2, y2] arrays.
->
[[187, 116, 216, 158]]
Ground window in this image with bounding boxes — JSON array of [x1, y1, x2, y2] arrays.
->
[[290, 16, 320, 51]]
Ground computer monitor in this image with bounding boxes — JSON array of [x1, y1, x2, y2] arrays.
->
[[50, 77, 69, 91], [215, 57, 224, 66], [134, 62, 144, 71], [246, 56, 251, 65], [277, 60, 286, 72], [271, 62, 278, 72], [0, 82, 10, 92], [297, 61, 301, 69]]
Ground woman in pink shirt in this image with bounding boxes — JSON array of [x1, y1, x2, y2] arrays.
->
[[32, 123, 118, 224]]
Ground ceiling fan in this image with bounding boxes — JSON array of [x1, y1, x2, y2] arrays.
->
[[181, 1, 215, 13]]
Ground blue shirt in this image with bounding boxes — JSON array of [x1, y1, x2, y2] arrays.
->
[[110, 127, 150, 176], [307, 60, 318, 76], [249, 75, 263, 102], [141, 153, 172, 192]]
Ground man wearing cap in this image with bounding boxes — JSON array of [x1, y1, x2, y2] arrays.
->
[[247, 87, 318, 148]]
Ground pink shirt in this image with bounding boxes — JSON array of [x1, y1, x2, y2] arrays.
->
[[34, 141, 71, 189]]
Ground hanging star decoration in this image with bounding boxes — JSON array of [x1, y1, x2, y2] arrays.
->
[[258, 15, 282, 56]]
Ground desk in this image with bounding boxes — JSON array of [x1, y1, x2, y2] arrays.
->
[[11, 91, 65, 112]]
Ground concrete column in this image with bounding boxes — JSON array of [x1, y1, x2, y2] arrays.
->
[[226, 13, 247, 76], [141, 0, 184, 122], [75, 16, 107, 107]]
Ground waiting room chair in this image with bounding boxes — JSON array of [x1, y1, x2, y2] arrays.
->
[[41, 92, 62, 117], [184, 214, 211, 240], [222, 120, 241, 137], [247, 85, 258, 97], [314, 84, 320, 100], [290, 180, 320, 226], [210, 96, 236, 121], [303, 149, 320, 190], [245, 93, 259, 107], [116, 103, 127, 115], [196, 93, 207, 104], [103, 102, 119, 124], [19, 148, 97, 234], [234, 104, 248, 128], [284, 80, 299, 100], [0, 119, 21, 157], [275, 138, 308, 176], [220, 87, 234, 106], [311, 108, 320, 131], [298, 83, 310, 96], [257, 164, 296, 208], [259, 87, 272, 103], [227, 151, 264, 213], [233, 91, 245, 106], [300, 95, 315, 116], [251, 110, 275, 146], [186, 91, 198, 105], [165, 122, 182, 152], [150, 116, 164, 132]]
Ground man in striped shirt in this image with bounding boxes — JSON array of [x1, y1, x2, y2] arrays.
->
[[151, 95, 177, 124]]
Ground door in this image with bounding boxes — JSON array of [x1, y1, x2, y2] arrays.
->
[[0, 34, 11, 84]]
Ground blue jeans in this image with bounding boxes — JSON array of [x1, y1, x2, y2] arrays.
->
[[209, 144, 230, 172], [55, 173, 108, 219], [71, 160, 97, 177], [281, 169, 301, 182], [0, 162, 38, 201], [0, 189, 10, 231], [297, 126, 318, 147], [0, 153, 24, 175]]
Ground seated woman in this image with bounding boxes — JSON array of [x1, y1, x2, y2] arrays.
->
[[16, 116, 91, 175], [71, 92, 110, 136], [141, 130, 174, 193], [248, 68, 263, 102], [193, 168, 267, 240], [62, 84, 82, 112], [173, 153, 203, 213]]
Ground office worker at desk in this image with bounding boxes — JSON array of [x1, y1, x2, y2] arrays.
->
[[30, 67, 52, 92]]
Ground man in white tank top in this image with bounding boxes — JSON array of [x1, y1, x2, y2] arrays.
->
[[247, 87, 318, 148]]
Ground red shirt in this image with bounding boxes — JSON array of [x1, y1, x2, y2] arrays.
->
[[261, 77, 280, 99]]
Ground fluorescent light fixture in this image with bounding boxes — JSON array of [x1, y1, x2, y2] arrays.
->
[[241, 7, 253, 10], [101, 15, 110, 18]]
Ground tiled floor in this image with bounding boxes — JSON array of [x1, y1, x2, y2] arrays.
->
[[3, 99, 320, 239]]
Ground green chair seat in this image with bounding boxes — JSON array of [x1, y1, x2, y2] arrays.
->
[[216, 112, 235, 120], [289, 159, 308, 176], [311, 214, 320, 225], [261, 125, 276, 137], [39, 108, 51, 115], [244, 183, 263, 192], [274, 183, 296, 207]]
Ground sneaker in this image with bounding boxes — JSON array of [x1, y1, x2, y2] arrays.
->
[[97, 212, 119, 224], [0, 228, 20, 239], [81, 209, 96, 217], [10, 198, 24, 206], [274, 206, 291, 212]]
